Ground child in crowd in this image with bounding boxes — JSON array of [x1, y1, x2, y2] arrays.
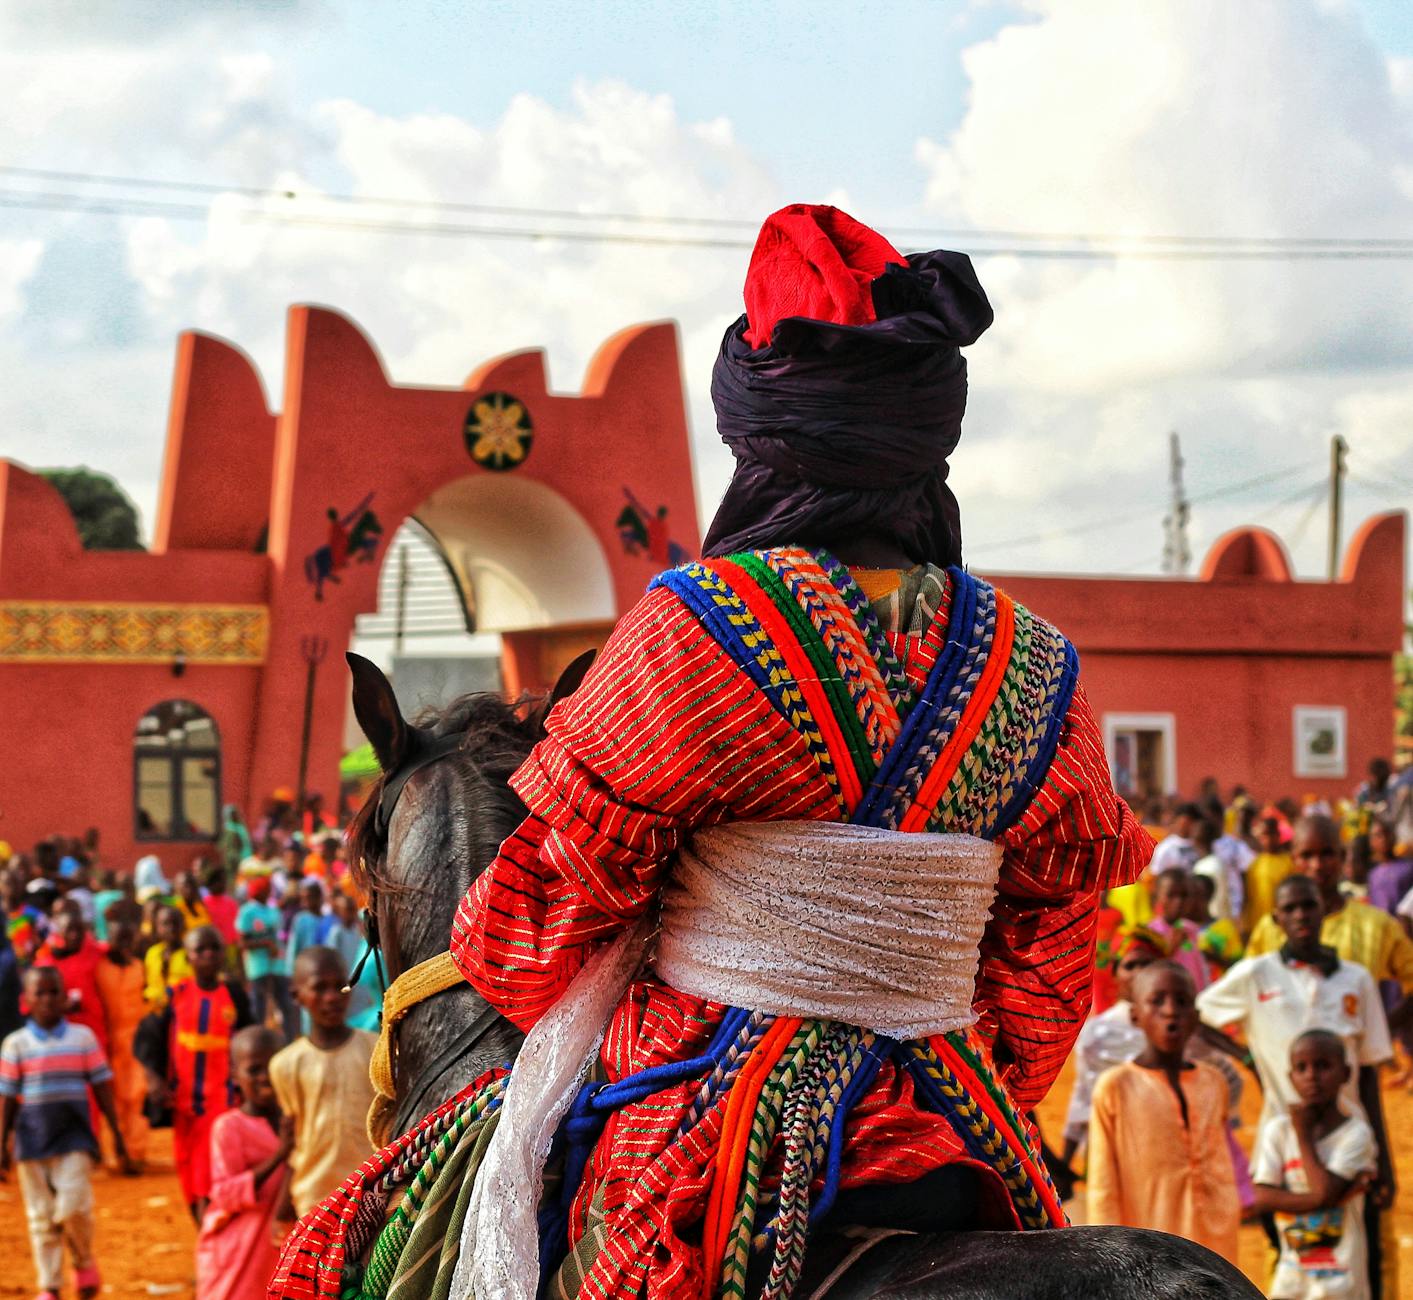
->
[[236, 877, 296, 1040], [143, 904, 191, 1010], [90, 872, 125, 944], [1150, 803, 1202, 873], [95, 907, 150, 1170], [302, 835, 343, 883], [270, 946, 376, 1218], [136, 926, 252, 1222], [173, 872, 213, 932], [1253, 1028, 1378, 1300], [0, 967, 133, 1300], [1148, 868, 1210, 993], [1188, 872, 1244, 979], [202, 865, 240, 950], [1191, 819, 1233, 922], [1087, 961, 1240, 1263], [3, 866, 45, 963], [236, 836, 283, 901], [1197, 874, 1392, 1133], [196, 1026, 293, 1300], [285, 878, 330, 970], [1244, 814, 1295, 936], [1061, 924, 1163, 1168], [279, 844, 305, 903], [1366, 819, 1412, 917], [323, 891, 377, 1025], [34, 906, 109, 1055]]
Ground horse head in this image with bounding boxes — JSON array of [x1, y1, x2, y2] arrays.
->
[[343, 649, 594, 1142]]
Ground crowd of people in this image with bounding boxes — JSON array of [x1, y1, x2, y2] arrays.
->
[[1060, 761, 1413, 1300], [1, 759, 1412, 1299], [0, 795, 383, 1300]]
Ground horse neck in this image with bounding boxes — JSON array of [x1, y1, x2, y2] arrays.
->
[[382, 750, 528, 1140], [392, 980, 523, 1140]]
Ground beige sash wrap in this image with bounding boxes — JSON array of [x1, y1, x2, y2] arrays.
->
[[455, 820, 1002, 1300]]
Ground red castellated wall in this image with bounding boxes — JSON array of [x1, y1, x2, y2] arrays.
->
[[982, 511, 1407, 807], [0, 295, 1405, 867], [0, 306, 700, 872]]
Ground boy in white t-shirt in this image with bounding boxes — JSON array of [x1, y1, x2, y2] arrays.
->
[[1252, 1028, 1378, 1299], [1195, 875, 1392, 1132]]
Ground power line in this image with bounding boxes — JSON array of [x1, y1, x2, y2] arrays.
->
[[7, 178, 1413, 260], [975, 462, 1311, 555], [6, 163, 1413, 250]]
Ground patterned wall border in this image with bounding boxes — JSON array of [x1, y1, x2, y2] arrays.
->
[[0, 601, 269, 664]]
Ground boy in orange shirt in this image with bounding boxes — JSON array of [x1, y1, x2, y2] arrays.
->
[[1087, 961, 1240, 1263]]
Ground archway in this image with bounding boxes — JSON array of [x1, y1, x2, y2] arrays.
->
[[413, 474, 617, 632], [349, 475, 616, 724]]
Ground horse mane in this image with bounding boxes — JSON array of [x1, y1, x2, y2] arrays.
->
[[346, 689, 542, 896]]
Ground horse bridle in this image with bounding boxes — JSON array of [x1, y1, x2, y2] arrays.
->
[[354, 727, 505, 1119]]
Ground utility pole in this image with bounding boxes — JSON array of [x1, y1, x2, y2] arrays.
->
[[1327, 434, 1348, 581], [394, 543, 410, 659], [1161, 431, 1191, 575]]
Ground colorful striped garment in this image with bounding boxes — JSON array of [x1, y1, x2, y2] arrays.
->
[[0, 1018, 111, 1160], [274, 550, 1150, 1300]]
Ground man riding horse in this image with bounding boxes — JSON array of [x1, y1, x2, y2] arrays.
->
[[272, 206, 1247, 1300]]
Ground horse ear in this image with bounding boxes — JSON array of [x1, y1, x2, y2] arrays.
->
[[532, 649, 597, 736], [347, 652, 411, 771]]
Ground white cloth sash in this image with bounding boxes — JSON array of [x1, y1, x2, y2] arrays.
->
[[457, 819, 1002, 1300], [657, 821, 1001, 1039]]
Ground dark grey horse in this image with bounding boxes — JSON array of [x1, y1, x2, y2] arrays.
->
[[345, 653, 1260, 1299]]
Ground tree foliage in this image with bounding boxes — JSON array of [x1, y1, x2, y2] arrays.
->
[[37, 467, 144, 551]]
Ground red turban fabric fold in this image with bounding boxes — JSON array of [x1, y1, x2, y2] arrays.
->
[[743, 205, 906, 347]]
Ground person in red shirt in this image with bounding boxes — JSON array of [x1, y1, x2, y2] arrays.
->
[[201, 867, 239, 949], [135, 926, 251, 1221], [34, 906, 108, 1054]]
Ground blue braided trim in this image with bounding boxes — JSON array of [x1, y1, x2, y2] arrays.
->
[[853, 567, 983, 829], [808, 1036, 890, 1226], [991, 637, 1080, 836], [535, 1007, 753, 1291]]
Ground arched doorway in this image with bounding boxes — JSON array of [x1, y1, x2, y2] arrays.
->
[[413, 474, 616, 631], [349, 475, 616, 724]]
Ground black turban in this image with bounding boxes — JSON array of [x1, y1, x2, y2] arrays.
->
[[701, 250, 994, 568]]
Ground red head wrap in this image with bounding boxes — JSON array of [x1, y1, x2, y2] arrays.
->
[[743, 205, 906, 347]]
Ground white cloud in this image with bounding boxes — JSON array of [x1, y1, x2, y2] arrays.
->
[[1, 0, 1409, 581], [916, 0, 1413, 573], [0, 238, 43, 323]]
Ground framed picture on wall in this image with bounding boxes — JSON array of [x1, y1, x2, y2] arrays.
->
[[1293, 706, 1347, 779]]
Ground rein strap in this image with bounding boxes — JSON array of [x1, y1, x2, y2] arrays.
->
[[370, 950, 466, 1102]]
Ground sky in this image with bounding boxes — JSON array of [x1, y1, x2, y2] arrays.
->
[[2, 0, 1412, 588]]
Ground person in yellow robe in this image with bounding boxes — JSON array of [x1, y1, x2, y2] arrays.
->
[[1242, 813, 1294, 936]]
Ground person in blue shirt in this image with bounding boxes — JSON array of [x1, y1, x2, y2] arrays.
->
[[235, 879, 296, 1042]]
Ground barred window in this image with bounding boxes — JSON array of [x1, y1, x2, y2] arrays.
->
[[134, 700, 221, 841]]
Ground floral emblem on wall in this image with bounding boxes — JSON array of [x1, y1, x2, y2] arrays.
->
[[465, 392, 533, 471]]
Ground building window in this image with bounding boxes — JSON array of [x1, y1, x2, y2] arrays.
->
[[134, 701, 221, 841], [1102, 713, 1178, 802], [1293, 706, 1347, 780]]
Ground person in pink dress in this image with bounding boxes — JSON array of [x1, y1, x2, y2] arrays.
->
[[1149, 867, 1211, 993], [195, 1026, 292, 1300]]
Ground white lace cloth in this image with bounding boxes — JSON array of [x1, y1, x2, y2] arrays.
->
[[455, 819, 1002, 1300]]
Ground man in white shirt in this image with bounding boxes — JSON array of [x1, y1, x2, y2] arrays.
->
[[1196, 875, 1392, 1131]]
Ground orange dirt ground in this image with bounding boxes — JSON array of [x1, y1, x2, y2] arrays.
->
[[0, 1060, 1410, 1297]]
